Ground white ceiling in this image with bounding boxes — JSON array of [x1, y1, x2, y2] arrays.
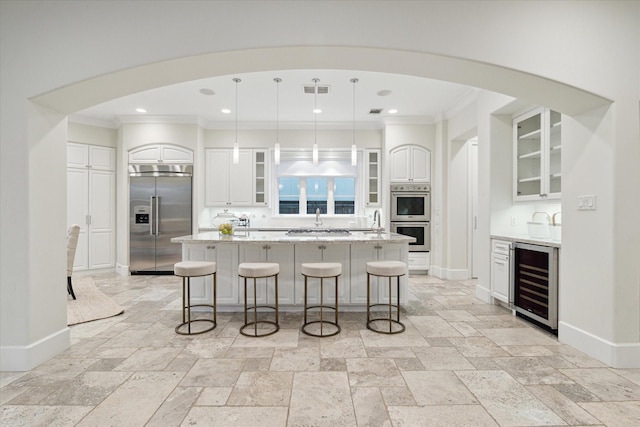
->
[[71, 69, 477, 129]]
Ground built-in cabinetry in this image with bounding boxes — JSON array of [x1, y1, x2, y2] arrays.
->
[[389, 145, 431, 182], [128, 144, 193, 164], [294, 244, 351, 304], [67, 143, 116, 271], [365, 149, 381, 206], [408, 252, 430, 272], [182, 243, 239, 305], [490, 239, 512, 304], [351, 243, 405, 304], [513, 108, 561, 201], [240, 243, 295, 304], [205, 149, 268, 207]]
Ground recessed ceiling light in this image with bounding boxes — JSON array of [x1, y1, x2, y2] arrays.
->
[[221, 108, 231, 114], [388, 109, 398, 114], [377, 90, 392, 96], [135, 108, 147, 113], [313, 108, 322, 114], [199, 88, 215, 96]]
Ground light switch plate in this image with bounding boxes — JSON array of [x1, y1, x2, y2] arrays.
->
[[577, 195, 596, 210]]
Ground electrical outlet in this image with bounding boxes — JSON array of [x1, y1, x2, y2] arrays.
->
[[511, 217, 517, 226], [577, 195, 597, 211]]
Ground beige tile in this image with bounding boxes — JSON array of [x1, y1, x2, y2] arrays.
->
[[611, 368, 640, 386], [380, 386, 417, 406], [560, 368, 640, 401], [39, 371, 132, 406], [77, 371, 184, 426], [365, 346, 416, 358], [403, 371, 477, 405], [288, 372, 356, 426], [114, 347, 181, 371], [457, 370, 566, 426], [578, 401, 640, 426], [413, 346, 476, 371], [527, 384, 601, 425], [231, 328, 299, 348], [387, 405, 498, 426], [408, 315, 463, 338], [435, 309, 479, 322], [320, 336, 367, 358], [146, 386, 203, 427], [493, 357, 574, 385], [270, 346, 320, 371], [0, 405, 94, 426], [360, 323, 430, 347], [181, 358, 244, 387], [227, 371, 293, 406], [181, 406, 288, 426], [195, 387, 233, 406], [346, 358, 405, 387], [179, 337, 235, 358], [352, 386, 392, 427], [480, 327, 560, 347], [448, 336, 511, 358], [502, 345, 555, 357]]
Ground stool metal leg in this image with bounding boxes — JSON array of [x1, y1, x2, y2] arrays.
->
[[187, 277, 192, 334], [320, 277, 324, 335], [275, 274, 279, 326], [366, 273, 406, 335], [240, 274, 280, 338], [175, 273, 217, 336], [366, 273, 371, 324]]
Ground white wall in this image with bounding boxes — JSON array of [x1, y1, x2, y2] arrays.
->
[[2, 0, 638, 369]]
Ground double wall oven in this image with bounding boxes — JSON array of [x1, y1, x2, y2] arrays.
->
[[390, 183, 431, 252]]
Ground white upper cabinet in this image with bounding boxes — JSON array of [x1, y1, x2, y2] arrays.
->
[[129, 144, 193, 164], [68, 142, 115, 171], [365, 149, 381, 206], [389, 145, 431, 182], [513, 108, 561, 201], [205, 148, 254, 206]]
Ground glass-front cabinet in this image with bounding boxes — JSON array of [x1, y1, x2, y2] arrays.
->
[[366, 149, 381, 206], [254, 150, 268, 205], [513, 108, 561, 201]]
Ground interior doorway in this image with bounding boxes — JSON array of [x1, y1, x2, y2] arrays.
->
[[468, 137, 479, 278]]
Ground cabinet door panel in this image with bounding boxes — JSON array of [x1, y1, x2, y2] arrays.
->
[[205, 150, 230, 206], [389, 147, 410, 182], [90, 145, 116, 170], [162, 146, 193, 163], [350, 244, 379, 304], [491, 253, 510, 303], [411, 147, 430, 182], [67, 143, 89, 168], [129, 146, 161, 163], [228, 150, 253, 205]]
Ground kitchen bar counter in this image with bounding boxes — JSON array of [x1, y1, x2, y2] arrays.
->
[[490, 233, 561, 248], [171, 230, 414, 310]]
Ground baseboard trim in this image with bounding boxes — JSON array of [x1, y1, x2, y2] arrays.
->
[[116, 263, 129, 276], [0, 327, 70, 371], [475, 283, 492, 303], [558, 321, 640, 368]]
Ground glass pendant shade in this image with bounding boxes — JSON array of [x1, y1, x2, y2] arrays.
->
[[351, 143, 357, 166], [233, 142, 239, 164], [274, 78, 281, 165], [233, 77, 241, 165], [312, 142, 319, 165], [351, 78, 358, 167], [274, 142, 280, 165]]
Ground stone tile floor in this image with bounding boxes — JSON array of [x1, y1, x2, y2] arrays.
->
[[1, 273, 639, 426]]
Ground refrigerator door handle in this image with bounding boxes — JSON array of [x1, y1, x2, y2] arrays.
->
[[149, 196, 155, 235], [155, 196, 160, 235]]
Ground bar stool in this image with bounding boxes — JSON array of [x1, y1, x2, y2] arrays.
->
[[174, 261, 217, 335], [366, 260, 406, 334], [301, 262, 342, 337], [238, 262, 280, 337]]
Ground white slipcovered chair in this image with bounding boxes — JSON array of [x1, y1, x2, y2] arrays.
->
[[67, 224, 80, 299]]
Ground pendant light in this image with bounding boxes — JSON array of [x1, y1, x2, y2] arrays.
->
[[232, 77, 241, 164], [312, 78, 319, 165], [274, 78, 281, 165], [351, 78, 358, 166]]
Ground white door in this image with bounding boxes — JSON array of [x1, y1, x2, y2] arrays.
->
[[88, 169, 115, 269], [67, 168, 89, 271]]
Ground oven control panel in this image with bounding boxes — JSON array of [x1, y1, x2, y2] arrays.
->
[[390, 183, 430, 192]]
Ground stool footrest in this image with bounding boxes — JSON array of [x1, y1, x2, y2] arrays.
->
[[175, 319, 217, 335], [302, 320, 341, 337], [366, 318, 406, 334], [240, 320, 280, 337], [305, 304, 337, 312]]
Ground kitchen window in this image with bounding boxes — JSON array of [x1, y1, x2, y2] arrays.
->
[[274, 151, 358, 216]]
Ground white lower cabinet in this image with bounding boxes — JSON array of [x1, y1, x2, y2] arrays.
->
[[294, 244, 350, 305], [183, 243, 239, 306], [490, 239, 512, 304], [408, 252, 430, 271], [239, 244, 295, 305], [351, 243, 407, 305]]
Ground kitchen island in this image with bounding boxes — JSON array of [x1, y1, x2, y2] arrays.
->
[[171, 230, 414, 310]]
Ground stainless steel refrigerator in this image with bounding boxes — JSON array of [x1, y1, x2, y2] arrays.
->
[[129, 164, 192, 274]]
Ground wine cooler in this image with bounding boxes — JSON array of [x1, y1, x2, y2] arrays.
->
[[513, 242, 558, 332]]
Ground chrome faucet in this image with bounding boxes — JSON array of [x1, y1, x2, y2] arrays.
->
[[315, 208, 322, 227], [372, 209, 382, 231]]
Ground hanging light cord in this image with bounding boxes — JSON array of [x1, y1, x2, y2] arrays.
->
[[314, 78, 318, 145], [352, 78, 358, 145], [234, 78, 240, 143], [275, 78, 280, 141]]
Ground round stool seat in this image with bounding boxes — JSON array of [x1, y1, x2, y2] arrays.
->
[[366, 260, 406, 277], [238, 262, 279, 278], [302, 262, 342, 278], [175, 261, 216, 277]]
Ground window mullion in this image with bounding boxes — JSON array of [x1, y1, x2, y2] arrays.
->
[[327, 177, 335, 215]]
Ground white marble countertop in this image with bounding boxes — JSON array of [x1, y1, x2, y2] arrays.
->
[[491, 233, 561, 248], [172, 230, 415, 245]]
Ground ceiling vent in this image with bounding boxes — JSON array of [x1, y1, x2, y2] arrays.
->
[[369, 108, 384, 115], [303, 85, 331, 94]]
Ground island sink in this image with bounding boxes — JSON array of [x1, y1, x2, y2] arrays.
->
[[286, 228, 352, 236]]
